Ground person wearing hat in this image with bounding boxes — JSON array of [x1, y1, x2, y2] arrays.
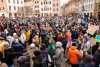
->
[[68, 43, 82, 67], [53, 42, 65, 67]]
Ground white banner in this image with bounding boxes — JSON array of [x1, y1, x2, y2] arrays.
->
[[87, 25, 99, 35]]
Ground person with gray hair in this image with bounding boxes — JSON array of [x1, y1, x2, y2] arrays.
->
[[53, 42, 65, 67]]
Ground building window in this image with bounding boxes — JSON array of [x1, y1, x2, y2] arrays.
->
[[46, 8, 47, 11], [37, 10, 39, 13], [9, 6, 11, 11], [41, 2, 42, 5], [24, 0, 31, 2], [35, 5, 39, 8], [99, 5, 100, 9], [44, 8, 45, 11], [35, 6, 36, 8], [14, 6, 16, 10], [35, 1, 39, 4], [41, 8, 43, 11], [41, 13, 43, 16], [56, 8, 59, 11], [53, 8, 55, 11], [45, 13, 48, 16], [17, 0, 19, 4], [91, 4, 92, 9], [37, 1, 38, 3], [56, 3, 58, 6], [46, 1, 47, 4], [22, 7, 24, 11], [47, 8, 49, 11], [37, 5, 39, 8], [35, 1, 36, 3], [14, 13, 17, 17], [13, 0, 15, 4], [49, 13, 52, 16], [35, 10, 39, 13], [44, 1, 45, 4], [18, 7, 20, 11], [49, 1, 51, 4], [1, 0, 3, 2], [21, 1, 23, 4], [9, 13, 12, 17], [53, 4, 55, 6], [8, 0, 10, 3], [50, 7, 51, 10]]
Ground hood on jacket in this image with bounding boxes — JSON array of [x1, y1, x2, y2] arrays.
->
[[56, 41, 62, 47], [70, 46, 77, 50]]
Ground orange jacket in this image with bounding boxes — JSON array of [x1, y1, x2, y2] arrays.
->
[[68, 46, 81, 64], [66, 31, 72, 41]]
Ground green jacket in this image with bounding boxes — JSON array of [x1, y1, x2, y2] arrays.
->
[[48, 43, 56, 57]]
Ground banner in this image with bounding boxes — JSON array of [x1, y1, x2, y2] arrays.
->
[[87, 25, 99, 35], [95, 35, 100, 42]]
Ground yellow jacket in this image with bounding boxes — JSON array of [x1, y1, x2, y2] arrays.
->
[[25, 31, 31, 42]]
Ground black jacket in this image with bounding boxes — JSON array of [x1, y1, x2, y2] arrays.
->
[[94, 50, 100, 64]]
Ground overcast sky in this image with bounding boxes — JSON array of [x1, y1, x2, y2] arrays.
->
[[60, 0, 69, 6]]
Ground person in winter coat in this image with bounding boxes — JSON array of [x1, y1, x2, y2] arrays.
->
[[66, 30, 72, 41], [25, 30, 31, 44], [71, 29, 78, 41], [53, 42, 65, 67], [83, 51, 95, 67], [92, 42, 99, 55], [20, 30, 26, 48], [48, 39, 56, 58], [66, 30, 72, 48], [68, 43, 82, 67], [6, 33, 14, 48], [40, 44, 48, 67], [56, 32, 64, 41], [17, 55, 30, 67], [33, 50, 42, 67], [0, 53, 8, 67], [82, 34, 91, 52], [40, 30, 48, 44], [34, 35, 41, 48], [12, 33, 24, 57], [93, 46, 100, 67], [30, 37, 36, 49]]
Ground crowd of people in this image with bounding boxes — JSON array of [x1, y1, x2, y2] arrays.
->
[[0, 15, 99, 67]]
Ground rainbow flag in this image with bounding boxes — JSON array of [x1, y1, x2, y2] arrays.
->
[[95, 35, 100, 42]]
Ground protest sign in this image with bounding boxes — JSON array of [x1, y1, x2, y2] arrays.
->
[[87, 25, 99, 35], [95, 35, 100, 42]]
